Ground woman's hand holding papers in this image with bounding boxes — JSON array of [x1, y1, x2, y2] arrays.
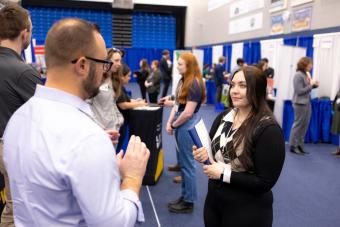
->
[[192, 145, 209, 163]]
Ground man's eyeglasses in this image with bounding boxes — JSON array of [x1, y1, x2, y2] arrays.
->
[[71, 56, 113, 73]]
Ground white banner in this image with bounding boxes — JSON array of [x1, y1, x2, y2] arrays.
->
[[212, 45, 223, 64], [208, 0, 232, 12], [192, 49, 204, 74], [230, 0, 264, 18], [229, 12, 263, 34], [231, 42, 243, 70]]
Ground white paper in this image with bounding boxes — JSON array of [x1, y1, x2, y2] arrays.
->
[[194, 119, 213, 161], [133, 106, 161, 111]]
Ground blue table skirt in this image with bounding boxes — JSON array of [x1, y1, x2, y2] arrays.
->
[[205, 80, 216, 104], [282, 99, 339, 145]]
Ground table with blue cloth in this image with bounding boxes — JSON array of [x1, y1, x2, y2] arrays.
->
[[282, 99, 339, 145], [205, 80, 216, 104]]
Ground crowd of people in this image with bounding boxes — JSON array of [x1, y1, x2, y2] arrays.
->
[[0, 2, 339, 227]]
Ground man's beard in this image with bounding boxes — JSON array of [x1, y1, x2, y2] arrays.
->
[[83, 63, 100, 99]]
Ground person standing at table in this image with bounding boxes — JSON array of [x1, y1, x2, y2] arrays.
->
[[214, 56, 226, 103], [137, 59, 149, 100], [160, 49, 172, 97], [289, 57, 319, 155], [88, 47, 124, 138], [116, 64, 147, 151], [145, 60, 161, 103], [193, 66, 285, 227], [0, 3, 42, 225], [166, 52, 206, 213]]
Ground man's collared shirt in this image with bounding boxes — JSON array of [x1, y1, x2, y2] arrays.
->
[[3, 85, 144, 227], [0, 46, 42, 137]]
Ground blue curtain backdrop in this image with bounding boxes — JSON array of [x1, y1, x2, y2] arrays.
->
[[223, 44, 232, 73], [284, 36, 314, 58], [282, 99, 337, 144], [123, 48, 172, 82], [298, 36, 314, 58], [203, 47, 213, 66], [283, 37, 297, 46], [243, 41, 261, 65]]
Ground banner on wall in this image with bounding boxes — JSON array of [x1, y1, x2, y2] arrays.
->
[[229, 12, 263, 34], [270, 0, 287, 13], [292, 7, 312, 32], [230, 0, 264, 18], [291, 0, 314, 7], [270, 13, 284, 35]]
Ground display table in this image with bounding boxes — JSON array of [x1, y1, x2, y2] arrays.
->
[[282, 99, 339, 145], [205, 80, 216, 104], [129, 106, 164, 185]]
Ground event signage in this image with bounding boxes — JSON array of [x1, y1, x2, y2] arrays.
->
[[271, 14, 284, 35], [229, 12, 263, 34], [230, 0, 264, 18], [292, 7, 312, 32], [270, 0, 287, 12]]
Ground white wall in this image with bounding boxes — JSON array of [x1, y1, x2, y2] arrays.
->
[[185, 0, 340, 47]]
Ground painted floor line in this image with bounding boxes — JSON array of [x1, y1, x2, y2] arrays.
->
[[146, 185, 161, 227]]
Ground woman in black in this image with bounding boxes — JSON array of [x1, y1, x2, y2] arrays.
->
[[136, 59, 149, 100], [193, 66, 285, 227]]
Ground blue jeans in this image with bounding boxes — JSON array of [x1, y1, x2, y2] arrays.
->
[[174, 112, 198, 203]]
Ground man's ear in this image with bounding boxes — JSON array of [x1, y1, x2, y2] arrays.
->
[[74, 58, 89, 78]]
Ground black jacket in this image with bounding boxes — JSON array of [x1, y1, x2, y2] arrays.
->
[[0, 47, 42, 137], [159, 57, 172, 81]]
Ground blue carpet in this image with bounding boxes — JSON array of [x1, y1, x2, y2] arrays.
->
[[126, 83, 340, 227]]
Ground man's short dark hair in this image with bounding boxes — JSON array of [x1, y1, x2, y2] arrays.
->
[[45, 18, 100, 68], [261, 58, 269, 63], [162, 49, 170, 55], [236, 58, 245, 65], [218, 56, 225, 63], [0, 3, 30, 40]]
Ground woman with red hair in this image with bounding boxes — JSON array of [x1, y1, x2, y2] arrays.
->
[[166, 52, 206, 213]]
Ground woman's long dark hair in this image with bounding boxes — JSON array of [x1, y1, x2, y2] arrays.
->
[[227, 66, 274, 170], [104, 48, 122, 99]]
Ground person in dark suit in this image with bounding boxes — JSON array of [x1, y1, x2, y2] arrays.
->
[[289, 57, 319, 155], [193, 66, 285, 227], [136, 59, 149, 100], [0, 3, 42, 225], [214, 56, 226, 103], [145, 60, 161, 103], [160, 49, 172, 97]]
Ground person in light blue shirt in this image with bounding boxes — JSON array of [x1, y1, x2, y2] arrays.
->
[[3, 18, 150, 227]]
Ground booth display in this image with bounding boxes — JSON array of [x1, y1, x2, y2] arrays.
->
[[129, 106, 164, 185], [282, 99, 338, 145]]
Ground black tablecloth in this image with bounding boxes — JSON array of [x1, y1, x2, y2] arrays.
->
[[129, 106, 164, 185]]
